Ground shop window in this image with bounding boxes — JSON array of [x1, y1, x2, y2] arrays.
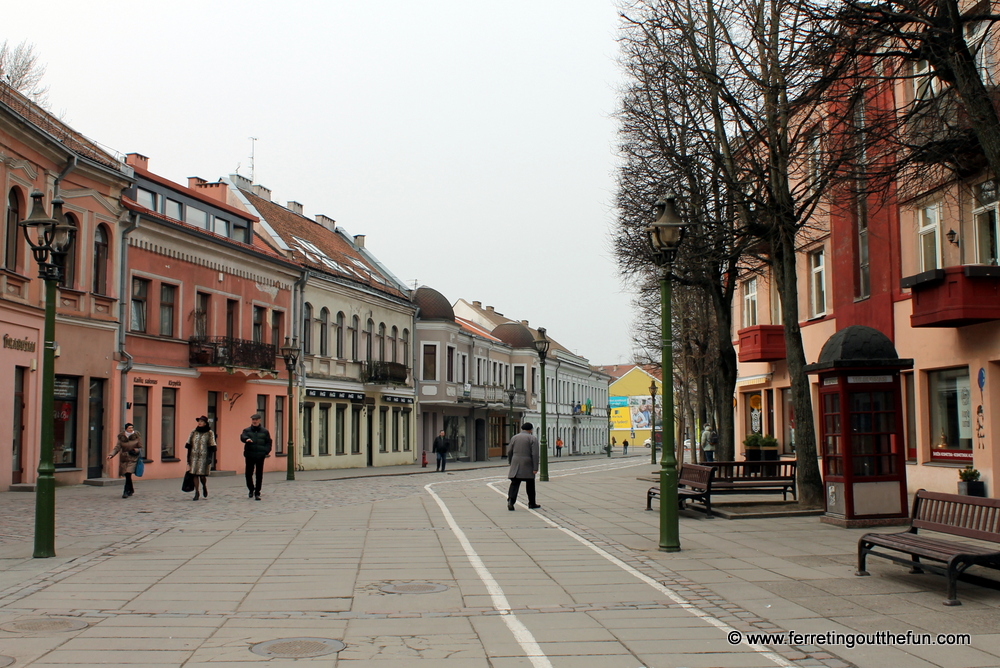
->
[[335, 404, 346, 454], [132, 386, 149, 456], [318, 405, 330, 455], [161, 387, 177, 459], [54, 376, 79, 467], [928, 367, 973, 462], [781, 389, 796, 455], [351, 405, 362, 454], [379, 407, 388, 452], [302, 404, 313, 456], [392, 407, 400, 452], [402, 409, 411, 451], [274, 396, 285, 454], [904, 372, 916, 461]]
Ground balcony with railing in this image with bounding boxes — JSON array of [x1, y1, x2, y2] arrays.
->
[[361, 360, 410, 385], [902, 265, 1000, 327], [459, 385, 527, 406], [189, 336, 277, 371]]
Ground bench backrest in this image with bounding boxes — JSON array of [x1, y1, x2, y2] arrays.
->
[[912, 489, 1000, 543], [708, 461, 796, 482], [679, 463, 715, 490]]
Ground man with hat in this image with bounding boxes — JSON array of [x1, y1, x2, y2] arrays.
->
[[241, 413, 272, 500], [506, 422, 541, 510]]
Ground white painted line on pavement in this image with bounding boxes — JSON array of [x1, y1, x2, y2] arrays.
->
[[425, 482, 553, 668], [484, 472, 797, 668]]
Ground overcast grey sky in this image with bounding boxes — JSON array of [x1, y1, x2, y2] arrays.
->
[[6, 0, 638, 364]]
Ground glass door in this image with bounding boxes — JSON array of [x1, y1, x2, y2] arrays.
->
[[87, 379, 105, 478]]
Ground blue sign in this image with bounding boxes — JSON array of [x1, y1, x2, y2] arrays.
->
[[979, 368, 986, 391]]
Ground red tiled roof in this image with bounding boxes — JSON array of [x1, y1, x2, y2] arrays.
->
[[242, 189, 405, 299], [455, 316, 501, 342], [595, 364, 662, 381]]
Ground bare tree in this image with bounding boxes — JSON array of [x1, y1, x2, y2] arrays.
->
[[0, 39, 49, 107]]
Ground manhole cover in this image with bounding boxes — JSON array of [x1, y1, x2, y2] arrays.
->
[[0, 655, 13, 668], [250, 637, 345, 658], [379, 582, 449, 594], [1, 618, 88, 633]]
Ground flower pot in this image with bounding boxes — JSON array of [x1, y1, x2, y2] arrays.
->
[[958, 481, 986, 497]]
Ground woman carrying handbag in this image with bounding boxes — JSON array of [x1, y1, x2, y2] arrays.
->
[[185, 416, 216, 500], [108, 423, 142, 499]]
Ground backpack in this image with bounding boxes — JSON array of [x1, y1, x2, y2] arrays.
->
[[709, 431, 718, 445]]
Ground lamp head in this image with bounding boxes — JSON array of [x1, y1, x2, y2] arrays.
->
[[646, 195, 685, 257], [281, 336, 300, 368], [533, 326, 550, 359], [20, 190, 57, 250], [50, 199, 73, 254]]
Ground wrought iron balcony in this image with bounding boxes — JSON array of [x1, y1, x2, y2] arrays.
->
[[460, 385, 527, 406], [189, 336, 277, 371], [361, 360, 409, 385]]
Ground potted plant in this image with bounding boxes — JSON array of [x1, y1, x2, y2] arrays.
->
[[742, 433, 763, 461], [958, 466, 986, 497]]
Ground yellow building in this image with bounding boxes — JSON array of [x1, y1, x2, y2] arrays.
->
[[597, 364, 662, 449]]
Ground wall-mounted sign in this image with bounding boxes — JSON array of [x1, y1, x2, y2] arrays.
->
[[3, 334, 36, 352], [132, 376, 158, 385], [847, 375, 893, 384], [306, 389, 365, 401], [383, 395, 414, 404]]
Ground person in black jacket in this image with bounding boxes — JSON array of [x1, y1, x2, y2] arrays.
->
[[432, 430, 449, 472], [241, 414, 272, 500]]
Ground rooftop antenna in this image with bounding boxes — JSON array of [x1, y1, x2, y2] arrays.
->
[[249, 136, 257, 182], [410, 279, 419, 290]]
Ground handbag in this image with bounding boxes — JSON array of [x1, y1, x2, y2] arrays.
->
[[134, 454, 144, 477], [181, 471, 195, 493]]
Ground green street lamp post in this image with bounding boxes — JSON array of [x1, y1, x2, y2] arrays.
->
[[281, 338, 300, 481], [506, 385, 518, 442], [606, 402, 612, 457], [646, 194, 685, 553], [20, 191, 74, 559], [649, 379, 658, 465], [533, 327, 550, 482]]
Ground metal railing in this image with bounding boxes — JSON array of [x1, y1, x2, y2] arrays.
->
[[361, 360, 409, 385], [188, 336, 277, 371], [461, 385, 527, 406]]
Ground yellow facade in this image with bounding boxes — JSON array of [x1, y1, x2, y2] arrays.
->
[[608, 367, 662, 448]]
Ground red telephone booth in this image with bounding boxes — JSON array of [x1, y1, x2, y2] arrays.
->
[[804, 326, 913, 528]]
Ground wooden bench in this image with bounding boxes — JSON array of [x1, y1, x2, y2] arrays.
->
[[857, 490, 1000, 605], [647, 463, 716, 517], [707, 461, 797, 500]]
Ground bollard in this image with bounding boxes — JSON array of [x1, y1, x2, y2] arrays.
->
[[421, 450, 427, 468]]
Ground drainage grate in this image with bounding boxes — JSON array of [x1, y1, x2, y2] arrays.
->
[[379, 582, 449, 594], [0, 618, 89, 633], [250, 637, 345, 658]]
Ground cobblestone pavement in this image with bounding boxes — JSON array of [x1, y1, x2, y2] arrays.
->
[[0, 457, 998, 667]]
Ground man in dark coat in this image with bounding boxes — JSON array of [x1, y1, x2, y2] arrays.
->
[[241, 414, 272, 500], [432, 430, 449, 472], [506, 423, 540, 510]]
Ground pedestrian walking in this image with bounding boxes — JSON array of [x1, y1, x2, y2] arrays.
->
[[555, 437, 563, 457], [701, 423, 717, 463], [108, 422, 142, 499], [185, 416, 216, 501], [623, 439, 629, 455], [241, 413, 272, 500], [432, 430, 449, 472], [507, 423, 540, 510]]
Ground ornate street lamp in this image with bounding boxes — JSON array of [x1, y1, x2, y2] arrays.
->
[[281, 337, 300, 481], [20, 191, 74, 558], [649, 379, 658, 465], [646, 194, 685, 552], [606, 401, 612, 457], [506, 385, 518, 443], [533, 327, 550, 482]]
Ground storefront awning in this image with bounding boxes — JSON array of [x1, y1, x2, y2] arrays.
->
[[736, 373, 772, 387]]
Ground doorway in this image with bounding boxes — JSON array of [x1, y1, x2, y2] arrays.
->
[[12, 367, 26, 484], [208, 391, 219, 470], [366, 408, 374, 466], [87, 379, 105, 478]]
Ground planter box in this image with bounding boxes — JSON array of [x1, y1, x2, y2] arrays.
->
[[958, 481, 987, 497]]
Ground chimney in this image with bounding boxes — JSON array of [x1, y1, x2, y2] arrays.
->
[[251, 184, 271, 201], [472, 301, 482, 309], [125, 153, 149, 170], [229, 173, 252, 190], [195, 181, 229, 204], [354, 234, 366, 248], [315, 214, 336, 232], [286, 201, 303, 215], [486, 306, 494, 312], [521, 320, 529, 327], [188, 176, 207, 189]]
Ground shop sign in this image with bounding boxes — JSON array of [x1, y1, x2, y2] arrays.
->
[[306, 389, 365, 400], [383, 395, 414, 404], [930, 449, 974, 461], [3, 333, 36, 353], [133, 376, 158, 385], [847, 375, 893, 384]]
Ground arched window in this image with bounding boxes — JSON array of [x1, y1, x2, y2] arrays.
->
[[390, 326, 398, 363], [335, 312, 345, 358], [303, 303, 313, 355], [350, 315, 359, 360], [319, 308, 330, 357], [92, 225, 110, 295], [377, 323, 386, 361], [365, 318, 374, 361], [58, 213, 78, 289], [4, 188, 22, 271], [402, 328, 410, 367]]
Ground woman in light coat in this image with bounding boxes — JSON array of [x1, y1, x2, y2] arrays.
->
[[185, 416, 216, 500], [506, 422, 540, 510], [108, 423, 142, 499]]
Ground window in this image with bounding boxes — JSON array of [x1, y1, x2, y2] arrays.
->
[[256, 395, 268, 427], [379, 407, 388, 452], [422, 344, 437, 381], [93, 225, 110, 294], [319, 308, 330, 356], [514, 366, 525, 390], [271, 311, 283, 345], [366, 319, 374, 361], [966, 20, 995, 84], [253, 306, 265, 343], [928, 367, 973, 462], [390, 326, 398, 362], [231, 219, 250, 244], [913, 59, 939, 100], [856, 195, 870, 299], [160, 284, 176, 337], [57, 214, 77, 288], [974, 181, 999, 266], [5, 189, 22, 271], [130, 278, 149, 332], [161, 387, 177, 459], [742, 277, 758, 327], [350, 315, 359, 360], [214, 217, 229, 237], [187, 208, 208, 229], [377, 323, 385, 361], [274, 396, 285, 454], [904, 373, 916, 461], [165, 198, 182, 221], [770, 280, 783, 325], [447, 346, 455, 382], [781, 388, 796, 455], [336, 312, 345, 358], [848, 390, 897, 477], [302, 404, 313, 456], [401, 329, 409, 366], [351, 405, 362, 454], [809, 249, 826, 317], [392, 407, 400, 452], [195, 292, 210, 338], [136, 188, 157, 211], [821, 392, 842, 476], [335, 404, 346, 454], [54, 376, 79, 467], [226, 299, 238, 339], [402, 409, 411, 451], [132, 385, 149, 461], [303, 303, 313, 354], [318, 405, 330, 455], [918, 203, 940, 272]]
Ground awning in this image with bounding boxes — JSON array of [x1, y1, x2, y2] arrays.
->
[[736, 373, 772, 387]]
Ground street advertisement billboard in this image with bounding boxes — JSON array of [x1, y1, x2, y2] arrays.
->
[[610, 395, 662, 430]]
